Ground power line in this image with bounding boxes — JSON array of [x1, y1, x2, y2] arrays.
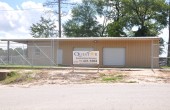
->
[[44, 0, 77, 38], [0, 8, 47, 12]]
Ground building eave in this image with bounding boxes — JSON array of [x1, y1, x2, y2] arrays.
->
[[0, 37, 160, 43]]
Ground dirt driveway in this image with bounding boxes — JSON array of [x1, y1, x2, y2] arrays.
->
[[0, 68, 170, 86]]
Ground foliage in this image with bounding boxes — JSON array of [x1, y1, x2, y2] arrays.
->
[[63, 0, 101, 37], [0, 71, 34, 84], [122, 0, 169, 37], [1, 71, 21, 84], [30, 17, 57, 38], [63, 0, 169, 37]]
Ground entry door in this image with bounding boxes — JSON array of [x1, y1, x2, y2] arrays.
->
[[57, 49, 62, 64], [103, 48, 125, 66]]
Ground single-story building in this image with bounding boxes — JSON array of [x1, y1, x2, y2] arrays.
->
[[0, 37, 160, 68]]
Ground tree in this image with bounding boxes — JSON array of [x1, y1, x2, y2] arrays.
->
[[63, 0, 101, 37], [63, 0, 169, 37], [92, 0, 169, 37], [90, 0, 129, 37], [122, 0, 169, 37], [30, 17, 57, 38]]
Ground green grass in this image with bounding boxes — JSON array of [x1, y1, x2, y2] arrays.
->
[[0, 65, 59, 69], [102, 74, 124, 82], [1, 71, 21, 84], [0, 71, 35, 84], [161, 66, 170, 69]]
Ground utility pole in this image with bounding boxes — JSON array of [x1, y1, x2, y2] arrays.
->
[[58, 0, 61, 38], [168, 0, 170, 66], [44, 0, 76, 38]]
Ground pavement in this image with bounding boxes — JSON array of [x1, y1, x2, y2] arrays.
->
[[0, 83, 170, 110]]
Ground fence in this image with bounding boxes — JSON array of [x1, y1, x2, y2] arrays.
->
[[0, 41, 55, 66], [152, 43, 170, 68], [0, 38, 166, 68]]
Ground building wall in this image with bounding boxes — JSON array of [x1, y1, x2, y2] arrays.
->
[[27, 39, 159, 68], [56, 40, 159, 68]]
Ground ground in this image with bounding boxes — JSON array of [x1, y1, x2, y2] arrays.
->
[[1, 68, 170, 110], [0, 68, 170, 87], [1, 83, 170, 110]]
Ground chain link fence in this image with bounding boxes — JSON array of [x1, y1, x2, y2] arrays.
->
[[0, 41, 55, 66], [152, 43, 170, 68]]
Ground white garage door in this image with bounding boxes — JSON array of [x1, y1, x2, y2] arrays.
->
[[74, 48, 94, 51], [103, 48, 125, 66]]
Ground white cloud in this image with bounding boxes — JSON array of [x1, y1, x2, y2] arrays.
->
[[0, 1, 51, 39]]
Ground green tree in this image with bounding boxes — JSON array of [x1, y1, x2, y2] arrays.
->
[[91, 0, 128, 37], [63, 0, 169, 37], [30, 17, 57, 38], [122, 0, 169, 37], [63, 0, 101, 37]]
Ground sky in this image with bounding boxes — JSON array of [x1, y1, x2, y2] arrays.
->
[[0, 0, 81, 39], [0, 0, 169, 43]]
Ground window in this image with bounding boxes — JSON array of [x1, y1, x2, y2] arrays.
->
[[35, 48, 41, 56]]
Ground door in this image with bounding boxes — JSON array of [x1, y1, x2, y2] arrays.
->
[[103, 48, 125, 66], [57, 49, 62, 64]]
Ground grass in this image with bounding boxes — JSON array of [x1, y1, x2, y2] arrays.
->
[[0, 71, 34, 84], [0, 64, 67, 70], [102, 74, 124, 82], [161, 66, 170, 69], [0, 65, 51, 69]]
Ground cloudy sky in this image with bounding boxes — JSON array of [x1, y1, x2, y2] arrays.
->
[[0, 0, 81, 39], [0, 0, 169, 42]]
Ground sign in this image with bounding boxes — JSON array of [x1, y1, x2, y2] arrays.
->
[[73, 51, 99, 64]]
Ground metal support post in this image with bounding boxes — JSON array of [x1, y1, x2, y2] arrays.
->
[[7, 41, 10, 64]]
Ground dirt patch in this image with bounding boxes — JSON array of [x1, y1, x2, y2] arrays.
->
[[0, 68, 170, 86]]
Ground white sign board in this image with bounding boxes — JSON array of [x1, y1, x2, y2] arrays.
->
[[73, 51, 99, 64]]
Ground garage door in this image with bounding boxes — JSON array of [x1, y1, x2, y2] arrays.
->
[[103, 48, 125, 66], [74, 48, 94, 51]]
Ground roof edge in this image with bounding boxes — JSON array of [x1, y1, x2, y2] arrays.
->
[[0, 37, 160, 41]]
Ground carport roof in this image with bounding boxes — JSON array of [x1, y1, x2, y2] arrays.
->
[[0, 37, 160, 43]]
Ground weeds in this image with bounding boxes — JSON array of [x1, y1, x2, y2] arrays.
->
[[0, 71, 34, 84], [102, 74, 125, 82]]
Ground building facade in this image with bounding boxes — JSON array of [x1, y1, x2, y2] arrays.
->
[[1, 37, 160, 68]]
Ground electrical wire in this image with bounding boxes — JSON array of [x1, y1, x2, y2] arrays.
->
[[0, 8, 47, 12]]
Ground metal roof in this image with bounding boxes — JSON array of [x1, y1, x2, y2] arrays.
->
[[0, 37, 160, 43]]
